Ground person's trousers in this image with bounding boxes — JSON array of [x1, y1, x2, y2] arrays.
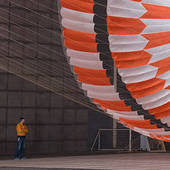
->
[[14, 136, 26, 159]]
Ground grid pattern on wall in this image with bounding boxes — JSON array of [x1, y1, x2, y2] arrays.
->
[[0, 71, 89, 156], [0, 0, 90, 156]]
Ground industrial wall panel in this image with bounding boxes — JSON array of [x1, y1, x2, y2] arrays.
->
[[50, 94, 63, 108], [8, 92, 22, 107], [49, 109, 63, 124], [0, 109, 6, 124], [6, 142, 17, 155], [63, 126, 75, 140], [0, 92, 7, 106], [8, 108, 22, 124], [0, 126, 6, 141], [0, 24, 9, 38], [76, 110, 88, 124], [0, 75, 7, 89], [22, 92, 36, 107], [75, 125, 88, 140], [63, 109, 76, 124], [6, 125, 17, 141], [36, 92, 50, 107], [36, 125, 49, 141], [8, 75, 23, 90], [48, 141, 63, 154], [63, 141, 76, 153], [36, 109, 50, 124], [0, 0, 9, 6], [21, 109, 36, 124], [48, 125, 63, 141], [26, 125, 36, 141], [74, 141, 87, 153]]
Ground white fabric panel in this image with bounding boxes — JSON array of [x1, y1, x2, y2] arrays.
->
[[136, 89, 169, 104], [107, 0, 146, 18], [60, 7, 94, 23], [112, 112, 144, 120], [121, 69, 157, 83], [109, 35, 148, 45], [147, 44, 170, 54], [142, 25, 170, 34], [110, 41, 148, 52], [142, 19, 170, 33], [148, 49, 170, 64], [157, 71, 170, 80], [106, 110, 114, 117], [62, 19, 95, 33], [158, 72, 170, 88], [107, 109, 138, 116], [151, 131, 170, 135], [70, 58, 103, 69], [163, 137, 170, 141], [108, 0, 170, 7], [87, 91, 120, 101], [134, 128, 170, 138], [142, 19, 170, 25], [134, 127, 164, 133], [82, 84, 115, 93], [112, 113, 120, 120], [133, 128, 150, 137], [142, 94, 170, 109], [107, 5, 146, 18], [118, 65, 157, 77], [167, 122, 170, 127], [141, 0, 170, 7], [108, 0, 145, 10], [161, 116, 170, 123], [67, 49, 100, 61], [109, 35, 148, 52], [165, 78, 170, 88]]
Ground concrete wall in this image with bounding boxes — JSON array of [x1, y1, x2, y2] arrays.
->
[[0, 70, 89, 156]]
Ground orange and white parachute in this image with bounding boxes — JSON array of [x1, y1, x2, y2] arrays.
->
[[59, 0, 170, 141]]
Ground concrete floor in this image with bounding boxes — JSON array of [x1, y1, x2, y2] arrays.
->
[[0, 153, 170, 170]]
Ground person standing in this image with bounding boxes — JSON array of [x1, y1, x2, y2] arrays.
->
[[14, 117, 28, 160]]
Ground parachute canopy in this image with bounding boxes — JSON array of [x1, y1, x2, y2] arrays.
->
[[60, 0, 170, 141]]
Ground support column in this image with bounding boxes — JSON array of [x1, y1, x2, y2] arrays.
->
[[113, 60, 117, 148]]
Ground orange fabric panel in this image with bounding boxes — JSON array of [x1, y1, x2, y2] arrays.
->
[[93, 99, 132, 111], [163, 135, 170, 138], [120, 118, 157, 129], [150, 134, 170, 142], [64, 38, 97, 52], [131, 0, 142, 1], [64, 28, 96, 43], [149, 102, 170, 114], [115, 57, 150, 68], [126, 78, 165, 98], [74, 66, 107, 78], [77, 75, 111, 85], [141, 3, 170, 19], [112, 51, 152, 68], [154, 109, 170, 119], [112, 51, 152, 61], [150, 57, 170, 76], [61, 0, 94, 13], [143, 32, 170, 49], [166, 86, 170, 90], [107, 16, 146, 35]]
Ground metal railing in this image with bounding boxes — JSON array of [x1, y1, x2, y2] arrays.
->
[[91, 128, 132, 151]]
